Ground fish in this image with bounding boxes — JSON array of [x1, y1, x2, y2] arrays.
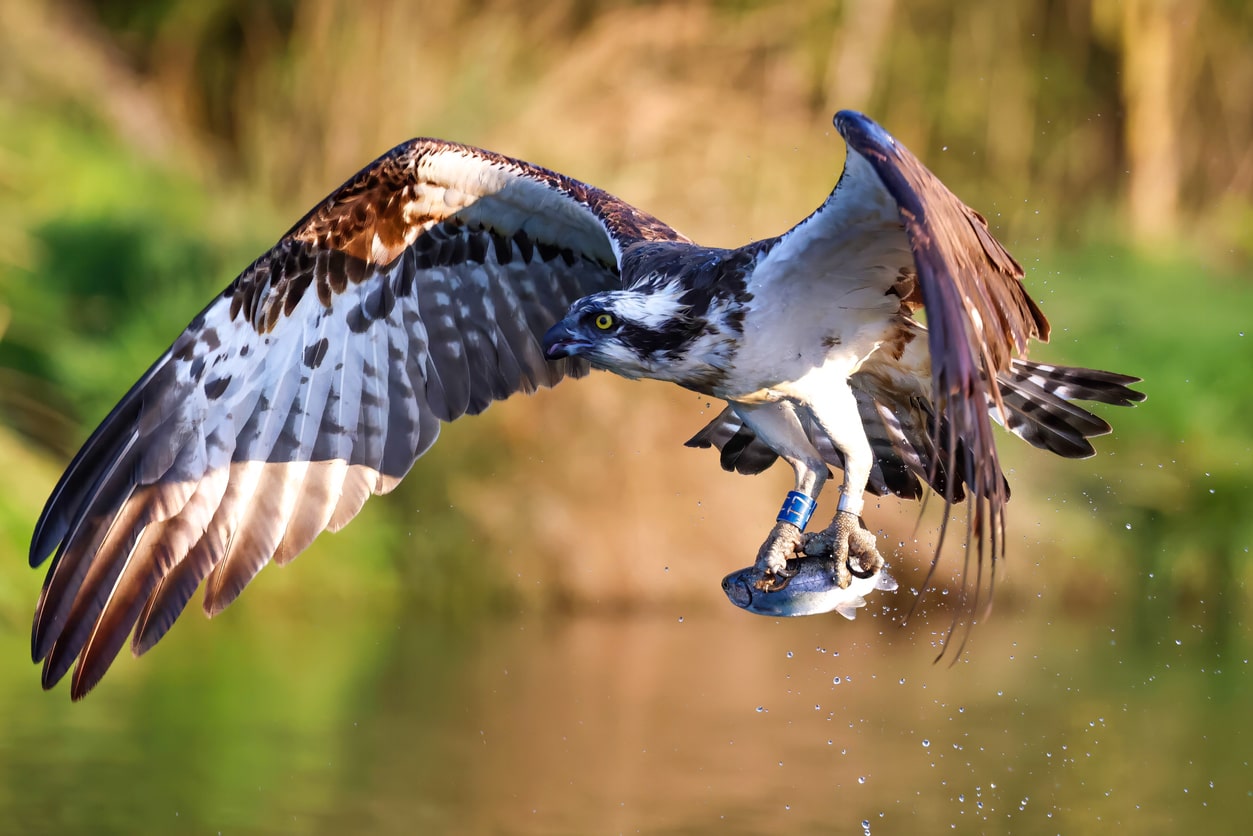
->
[[721, 556, 898, 619]]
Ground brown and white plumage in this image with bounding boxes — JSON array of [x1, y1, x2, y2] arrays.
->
[[30, 139, 685, 697], [30, 112, 1142, 698]]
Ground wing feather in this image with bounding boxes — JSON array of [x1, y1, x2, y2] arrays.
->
[[272, 461, 350, 566], [131, 459, 232, 654], [417, 264, 473, 420], [826, 111, 1050, 639], [732, 111, 1051, 647], [32, 432, 142, 662], [32, 137, 685, 698]]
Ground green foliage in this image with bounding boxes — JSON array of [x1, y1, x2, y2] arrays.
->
[[0, 95, 510, 626], [0, 97, 250, 445], [1018, 245, 1253, 627], [1, 0, 1249, 630], [0, 5, 1247, 832], [1037, 246, 1253, 461]]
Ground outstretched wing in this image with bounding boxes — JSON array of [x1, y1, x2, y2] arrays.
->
[[740, 111, 1050, 638], [30, 138, 687, 698], [829, 110, 1049, 629]]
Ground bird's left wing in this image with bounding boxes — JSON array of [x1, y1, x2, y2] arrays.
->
[[747, 111, 1049, 628], [30, 138, 686, 698], [830, 112, 1050, 617]]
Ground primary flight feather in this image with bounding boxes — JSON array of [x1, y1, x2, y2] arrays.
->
[[30, 111, 1143, 698]]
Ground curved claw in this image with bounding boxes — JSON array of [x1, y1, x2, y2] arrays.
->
[[814, 511, 884, 588], [753, 520, 803, 570], [847, 525, 884, 577], [753, 567, 795, 593], [847, 557, 877, 580]]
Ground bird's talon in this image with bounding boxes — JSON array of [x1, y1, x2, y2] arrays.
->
[[833, 553, 852, 588], [805, 509, 885, 588], [847, 556, 877, 579], [754, 520, 803, 576], [754, 569, 794, 593]]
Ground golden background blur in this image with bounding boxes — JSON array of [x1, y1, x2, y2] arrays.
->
[[0, 2, 1249, 833]]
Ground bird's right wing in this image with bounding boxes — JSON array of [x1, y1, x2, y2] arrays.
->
[[30, 137, 688, 699]]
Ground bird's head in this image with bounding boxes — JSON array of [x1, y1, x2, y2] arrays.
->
[[542, 287, 701, 381]]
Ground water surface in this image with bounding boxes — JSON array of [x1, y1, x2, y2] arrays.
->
[[0, 571, 1247, 835]]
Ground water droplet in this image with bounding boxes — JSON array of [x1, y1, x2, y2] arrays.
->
[[756, 706, 765, 713], [786, 651, 794, 658], [833, 676, 843, 685], [858, 775, 866, 784], [677, 616, 684, 623], [922, 739, 931, 748]]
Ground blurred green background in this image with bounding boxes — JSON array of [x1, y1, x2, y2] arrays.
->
[[0, 1, 1249, 833]]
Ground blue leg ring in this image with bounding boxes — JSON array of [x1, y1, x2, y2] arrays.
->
[[776, 491, 817, 530]]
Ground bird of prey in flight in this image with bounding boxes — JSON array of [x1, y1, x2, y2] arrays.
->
[[29, 111, 1143, 698]]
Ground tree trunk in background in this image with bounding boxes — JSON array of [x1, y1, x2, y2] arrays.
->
[[1120, 0, 1182, 244], [826, 0, 895, 112]]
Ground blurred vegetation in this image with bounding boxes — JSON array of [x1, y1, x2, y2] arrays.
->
[[0, 0, 1249, 641]]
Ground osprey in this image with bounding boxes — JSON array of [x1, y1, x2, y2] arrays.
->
[[30, 111, 1142, 698]]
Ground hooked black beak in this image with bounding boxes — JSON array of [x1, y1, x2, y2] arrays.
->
[[542, 320, 589, 359]]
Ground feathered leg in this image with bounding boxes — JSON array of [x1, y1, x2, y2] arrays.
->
[[801, 385, 884, 588], [732, 402, 828, 590]]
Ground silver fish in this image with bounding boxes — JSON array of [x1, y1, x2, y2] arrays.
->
[[722, 556, 898, 619]]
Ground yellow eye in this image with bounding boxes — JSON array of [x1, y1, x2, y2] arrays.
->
[[594, 313, 615, 330]]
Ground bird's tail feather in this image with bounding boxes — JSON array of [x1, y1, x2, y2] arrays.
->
[[995, 360, 1145, 459], [686, 360, 1143, 500]]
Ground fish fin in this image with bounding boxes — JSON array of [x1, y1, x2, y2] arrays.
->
[[875, 568, 899, 593], [835, 596, 867, 620]]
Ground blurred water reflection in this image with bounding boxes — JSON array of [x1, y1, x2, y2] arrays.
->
[[1, 574, 1247, 835]]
